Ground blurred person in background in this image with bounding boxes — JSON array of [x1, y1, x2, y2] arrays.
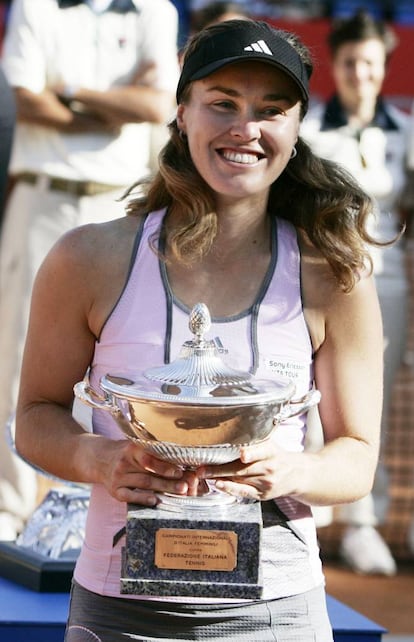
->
[[189, 0, 250, 32], [177, 1, 251, 66], [0, 0, 180, 541], [301, 9, 410, 576]]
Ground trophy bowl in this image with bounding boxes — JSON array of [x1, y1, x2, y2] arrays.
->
[[74, 303, 320, 470]]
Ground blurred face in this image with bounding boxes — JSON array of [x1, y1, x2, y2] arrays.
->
[[331, 38, 387, 106], [177, 61, 301, 205], [205, 12, 249, 26]]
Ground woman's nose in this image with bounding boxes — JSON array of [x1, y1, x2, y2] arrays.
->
[[229, 114, 261, 140]]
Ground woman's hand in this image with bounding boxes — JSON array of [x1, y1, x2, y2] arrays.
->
[[196, 437, 303, 502], [101, 439, 199, 506]]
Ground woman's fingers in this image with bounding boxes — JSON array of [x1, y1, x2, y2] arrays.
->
[[129, 445, 185, 479], [106, 441, 201, 505], [114, 473, 191, 504], [215, 479, 263, 501], [193, 439, 286, 501], [197, 446, 273, 480]]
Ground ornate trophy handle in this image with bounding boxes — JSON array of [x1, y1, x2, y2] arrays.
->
[[73, 378, 138, 439], [273, 388, 321, 424], [73, 379, 116, 413]]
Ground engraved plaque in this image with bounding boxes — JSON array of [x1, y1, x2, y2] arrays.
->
[[155, 528, 237, 571]]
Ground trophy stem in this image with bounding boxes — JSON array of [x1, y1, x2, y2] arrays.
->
[[156, 481, 238, 513]]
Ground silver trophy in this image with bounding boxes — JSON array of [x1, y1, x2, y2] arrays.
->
[[74, 303, 320, 598]]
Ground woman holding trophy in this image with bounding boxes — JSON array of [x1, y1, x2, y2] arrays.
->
[[15, 19, 384, 642]]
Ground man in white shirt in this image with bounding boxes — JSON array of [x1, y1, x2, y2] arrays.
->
[[0, 0, 180, 540]]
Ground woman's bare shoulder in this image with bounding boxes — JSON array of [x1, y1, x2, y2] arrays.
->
[[48, 215, 141, 268], [36, 215, 142, 301], [34, 215, 144, 335]]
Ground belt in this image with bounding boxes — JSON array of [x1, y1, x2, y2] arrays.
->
[[16, 172, 124, 197]]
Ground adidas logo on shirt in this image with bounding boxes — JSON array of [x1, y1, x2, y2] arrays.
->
[[244, 40, 272, 55]]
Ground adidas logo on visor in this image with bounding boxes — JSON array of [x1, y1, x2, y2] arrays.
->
[[244, 40, 272, 55]]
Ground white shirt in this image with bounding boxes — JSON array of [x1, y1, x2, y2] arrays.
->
[[1, 0, 180, 184]]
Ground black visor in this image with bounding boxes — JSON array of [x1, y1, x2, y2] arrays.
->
[[177, 20, 311, 108]]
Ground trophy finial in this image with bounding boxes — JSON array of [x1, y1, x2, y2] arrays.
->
[[189, 303, 211, 343], [144, 301, 251, 390]]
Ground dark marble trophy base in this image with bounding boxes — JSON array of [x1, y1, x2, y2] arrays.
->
[[121, 499, 263, 599]]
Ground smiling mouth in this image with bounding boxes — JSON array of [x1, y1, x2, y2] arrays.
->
[[220, 149, 264, 164]]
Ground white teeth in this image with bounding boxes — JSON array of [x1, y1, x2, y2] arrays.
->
[[222, 150, 258, 164]]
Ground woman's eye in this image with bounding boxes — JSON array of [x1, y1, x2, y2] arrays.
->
[[213, 100, 235, 110], [262, 106, 285, 117], [210, 101, 288, 116]]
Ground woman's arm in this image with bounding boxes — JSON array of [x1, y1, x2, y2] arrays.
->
[[297, 270, 383, 505], [15, 221, 194, 506], [197, 270, 383, 507]]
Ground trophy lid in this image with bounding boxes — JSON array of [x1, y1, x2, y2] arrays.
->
[[100, 303, 295, 406]]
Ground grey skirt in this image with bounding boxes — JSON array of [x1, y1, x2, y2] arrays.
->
[[65, 581, 333, 641]]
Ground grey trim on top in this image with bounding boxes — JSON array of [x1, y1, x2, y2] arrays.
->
[[159, 216, 279, 373], [96, 214, 147, 342]]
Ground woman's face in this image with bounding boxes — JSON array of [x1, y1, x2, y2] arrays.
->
[[331, 38, 387, 106], [177, 61, 301, 205]]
